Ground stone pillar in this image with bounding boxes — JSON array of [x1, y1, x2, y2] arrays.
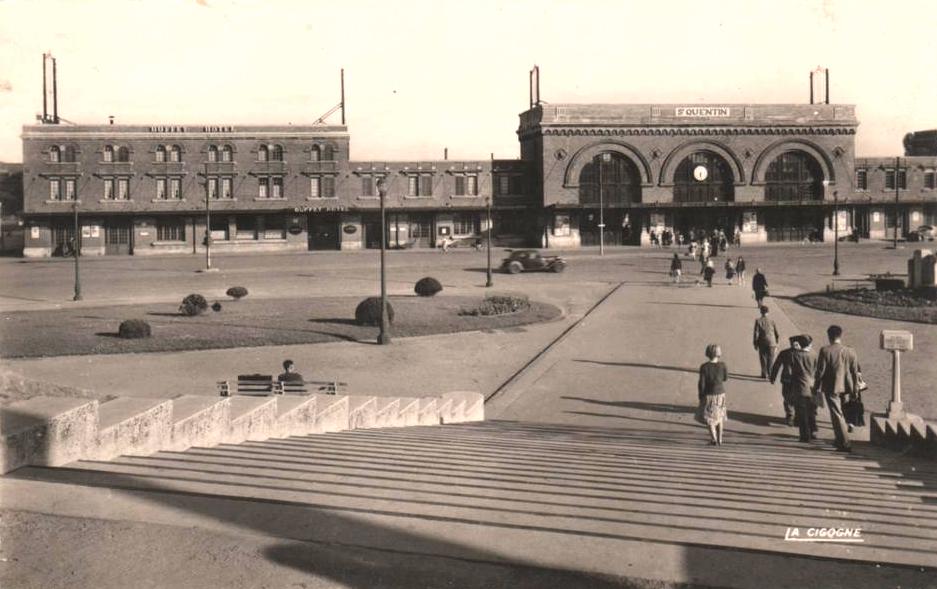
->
[[910, 249, 934, 289], [921, 254, 937, 288]]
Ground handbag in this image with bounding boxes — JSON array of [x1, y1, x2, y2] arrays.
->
[[856, 372, 869, 393], [843, 393, 865, 427]]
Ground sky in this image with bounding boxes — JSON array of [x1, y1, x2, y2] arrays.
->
[[0, 0, 935, 163]]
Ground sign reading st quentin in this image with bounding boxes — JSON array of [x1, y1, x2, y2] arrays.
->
[[675, 107, 731, 117]]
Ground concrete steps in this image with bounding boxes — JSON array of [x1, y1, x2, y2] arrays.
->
[[9, 420, 937, 572], [0, 391, 484, 474]]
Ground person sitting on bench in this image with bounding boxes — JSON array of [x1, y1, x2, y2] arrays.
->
[[277, 359, 304, 383]]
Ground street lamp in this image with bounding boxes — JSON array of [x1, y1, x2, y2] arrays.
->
[[833, 190, 841, 276], [893, 156, 901, 249], [598, 152, 611, 255], [72, 199, 82, 301], [485, 196, 493, 287], [204, 178, 213, 271], [376, 178, 391, 345]]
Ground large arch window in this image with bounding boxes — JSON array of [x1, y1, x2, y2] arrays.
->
[[116, 146, 131, 162], [673, 151, 735, 203], [764, 150, 823, 201], [63, 145, 77, 162], [578, 152, 642, 205], [271, 144, 284, 162]]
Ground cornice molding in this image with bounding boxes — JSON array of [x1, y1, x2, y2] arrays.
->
[[521, 127, 857, 138]]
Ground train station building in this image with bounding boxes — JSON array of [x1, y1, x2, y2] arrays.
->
[[18, 94, 937, 257]]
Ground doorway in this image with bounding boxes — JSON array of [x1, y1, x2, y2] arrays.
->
[[105, 220, 132, 255]]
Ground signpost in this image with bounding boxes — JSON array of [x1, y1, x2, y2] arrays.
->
[[880, 330, 913, 419]]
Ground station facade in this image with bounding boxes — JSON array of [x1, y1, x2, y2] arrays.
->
[[18, 105, 937, 257]]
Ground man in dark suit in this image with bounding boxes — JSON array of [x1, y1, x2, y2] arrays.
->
[[769, 336, 800, 425], [814, 325, 861, 452], [753, 305, 780, 380], [789, 335, 819, 442]]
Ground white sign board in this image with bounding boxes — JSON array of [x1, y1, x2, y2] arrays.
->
[[880, 330, 913, 351], [30, 227, 39, 239], [675, 106, 731, 117]]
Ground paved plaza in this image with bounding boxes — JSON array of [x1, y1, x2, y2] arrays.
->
[[2, 242, 936, 588]]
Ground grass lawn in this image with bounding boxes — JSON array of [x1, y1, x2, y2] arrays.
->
[[796, 289, 937, 324], [0, 295, 562, 359]]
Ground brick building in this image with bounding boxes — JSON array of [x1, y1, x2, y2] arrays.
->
[[17, 103, 937, 257]]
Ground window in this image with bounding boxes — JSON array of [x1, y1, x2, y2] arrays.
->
[[207, 145, 218, 162], [258, 145, 269, 162], [762, 150, 820, 202], [221, 145, 233, 162], [407, 174, 433, 197], [104, 178, 115, 200], [925, 170, 936, 190], [221, 177, 232, 199], [235, 216, 257, 240], [103, 145, 114, 162], [49, 146, 61, 163], [210, 217, 229, 241], [65, 178, 76, 200], [271, 145, 284, 161], [885, 168, 907, 190], [263, 215, 285, 239], [310, 145, 321, 162], [497, 175, 510, 196], [156, 178, 167, 200], [63, 145, 77, 163], [157, 220, 185, 242], [118, 178, 130, 200], [310, 176, 335, 198], [170, 145, 182, 162], [322, 145, 334, 161], [49, 179, 61, 200], [155, 145, 166, 162], [361, 175, 373, 196], [258, 177, 268, 199], [272, 176, 283, 198], [452, 213, 478, 235], [207, 177, 218, 199], [169, 178, 180, 200], [856, 169, 868, 191], [454, 174, 479, 196], [117, 146, 130, 162]]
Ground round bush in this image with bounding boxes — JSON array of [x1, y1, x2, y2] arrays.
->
[[211, 301, 223, 312], [226, 286, 249, 300], [179, 293, 209, 316], [118, 319, 152, 339], [355, 297, 395, 326], [414, 277, 443, 297]]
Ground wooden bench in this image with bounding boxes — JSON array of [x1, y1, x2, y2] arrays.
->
[[217, 374, 347, 397]]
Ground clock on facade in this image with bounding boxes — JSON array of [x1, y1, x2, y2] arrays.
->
[[693, 165, 708, 181]]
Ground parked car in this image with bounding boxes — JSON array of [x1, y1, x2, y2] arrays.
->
[[908, 225, 936, 242], [501, 249, 567, 274]]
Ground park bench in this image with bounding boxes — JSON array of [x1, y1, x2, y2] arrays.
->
[[217, 374, 346, 397]]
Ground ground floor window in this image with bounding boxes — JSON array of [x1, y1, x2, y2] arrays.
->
[[452, 212, 478, 236], [210, 217, 229, 241], [263, 215, 285, 239], [235, 216, 257, 240], [157, 219, 186, 242]]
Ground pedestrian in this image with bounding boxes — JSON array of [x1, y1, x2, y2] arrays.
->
[[814, 325, 862, 452], [689, 241, 698, 260], [734, 227, 742, 248], [769, 336, 800, 425], [789, 335, 819, 442], [709, 235, 720, 258], [441, 236, 452, 253], [719, 231, 727, 253], [753, 305, 780, 380], [649, 229, 659, 248], [697, 343, 728, 446], [670, 252, 683, 284], [278, 359, 305, 383], [751, 268, 769, 307], [701, 239, 711, 261], [724, 258, 736, 284], [735, 256, 747, 286], [702, 260, 715, 287]]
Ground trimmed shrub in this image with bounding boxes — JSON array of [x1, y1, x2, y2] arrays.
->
[[459, 295, 530, 317], [118, 319, 152, 339], [226, 286, 249, 300], [211, 301, 223, 312], [355, 297, 395, 326], [414, 277, 443, 297], [179, 293, 209, 316]]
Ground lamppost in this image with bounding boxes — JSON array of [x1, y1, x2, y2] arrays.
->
[[893, 156, 901, 249], [376, 178, 391, 345], [485, 196, 493, 287], [204, 180, 213, 271], [72, 199, 82, 301], [833, 190, 841, 276], [598, 152, 611, 255]]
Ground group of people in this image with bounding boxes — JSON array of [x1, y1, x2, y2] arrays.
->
[[697, 308, 864, 452], [670, 253, 757, 290]]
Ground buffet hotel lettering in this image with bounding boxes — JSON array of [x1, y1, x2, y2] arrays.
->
[[675, 107, 731, 117], [147, 125, 235, 133]]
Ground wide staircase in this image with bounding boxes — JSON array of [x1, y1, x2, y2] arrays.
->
[[8, 419, 937, 587]]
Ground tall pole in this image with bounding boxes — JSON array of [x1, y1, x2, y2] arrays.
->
[[42, 54, 48, 122], [599, 153, 608, 255], [72, 200, 82, 301], [486, 196, 493, 287], [833, 190, 840, 275], [377, 179, 391, 345], [205, 184, 212, 271], [894, 156, 900, 249], [52, 57, 58, 124], [340, 68, 345, 126]]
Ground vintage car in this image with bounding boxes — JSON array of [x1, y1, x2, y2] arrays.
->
[[500, 249, 567, 274], [908, 225, 936, 242]]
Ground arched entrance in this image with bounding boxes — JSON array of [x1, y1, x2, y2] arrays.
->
[[673, 151, 735, 203], [763, 150, 825, 242], [578, 152, 642, 245]]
